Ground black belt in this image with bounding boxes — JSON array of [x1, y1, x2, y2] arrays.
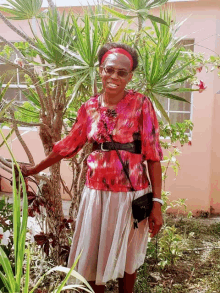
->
[[92, 140, 141, 154]]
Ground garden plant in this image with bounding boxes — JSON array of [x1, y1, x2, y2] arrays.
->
[[0, 129, 95, 292]]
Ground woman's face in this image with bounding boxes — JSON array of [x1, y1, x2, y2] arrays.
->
[[99, 53, 133, 96]]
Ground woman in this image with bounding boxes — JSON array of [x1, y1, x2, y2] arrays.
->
[[22, 43, 163, 293]]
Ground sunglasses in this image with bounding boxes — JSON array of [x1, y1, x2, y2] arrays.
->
[[102, 66, 131, 78]]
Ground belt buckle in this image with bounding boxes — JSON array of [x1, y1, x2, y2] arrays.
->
[[101, 143, 109, 152]]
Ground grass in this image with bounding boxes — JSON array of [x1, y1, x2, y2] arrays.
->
[[134, 216, 220, 293], [106, 215, 220, 293]]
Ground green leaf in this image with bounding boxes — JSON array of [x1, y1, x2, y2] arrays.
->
[[161, 58, 195, 83], [59, 46, 87, 65], [151, 19, 160, 38], [0, 247, 16, 292], [0, 129, 14, 148], [176, 88, 198, 93], [29, 275, 46, 293], [103, 6, 134, 20], [142, 30, 157, 45], [147, 14, 168, 26], [15, 105, 40, 118], [151, 94, 170, 124], [71, 15, 89, 64], [147, 0, 169, 9], [209, 55, 216, 62], [65, 74, 89, 110], [0, 78, 13, 102], [0, 130, 29, 291], [0, 271, 11, 293], [51, 65, 89, 74], [12, 164, 20, 287], [0, 99, 15, 119], [106, 0, 133, 11], [160, 92, 190, 103], [91, 16, 120, 22], [149, 46, 161, 85], [60, 284, 92, 292], [43, 75, 73, 84], [49, 265, 94, 293], [16, 174, 28, 288], [53, 251, 83, 293], [158, 75, 193, 87], [23, 88, 41, 107], [23, 245, 30, 293], [143, 50, 149, 80], [160, 49, 180, 79]]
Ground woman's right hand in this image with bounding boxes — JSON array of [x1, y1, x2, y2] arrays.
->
[[20, 164, 36, 177], [18, 151, 63, 178]]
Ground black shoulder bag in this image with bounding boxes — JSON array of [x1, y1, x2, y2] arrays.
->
[[102, 122, 153, 229]]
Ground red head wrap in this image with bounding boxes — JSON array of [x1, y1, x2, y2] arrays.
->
[[101, 48, 133, 70]]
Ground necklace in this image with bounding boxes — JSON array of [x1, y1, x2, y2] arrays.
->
[[100, 94, 117, 118], [106, 108, 117, 118]]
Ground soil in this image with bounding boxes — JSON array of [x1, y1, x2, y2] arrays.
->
[[105, 216, 220, 293]]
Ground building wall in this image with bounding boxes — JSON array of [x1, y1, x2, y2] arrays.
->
[[0, 128, 73, 200], [156, 0, 220, 213], [1, 0, 220, 212], [209, 7, 220, 212], [209, 7, 220, 214]]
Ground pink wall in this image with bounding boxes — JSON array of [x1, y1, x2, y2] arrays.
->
[[1, 0, 220, 213], [210, 92, 220, 214], [155, 0, 220, 214], [209, 8, 220, 214], [0, 128, 72, 200], [0, 14, 34, 40]]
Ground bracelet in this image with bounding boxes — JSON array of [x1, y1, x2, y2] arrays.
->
[[152, 198, 164, 205]]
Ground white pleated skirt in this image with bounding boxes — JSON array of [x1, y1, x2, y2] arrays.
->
[[67, 186, 150, 285]]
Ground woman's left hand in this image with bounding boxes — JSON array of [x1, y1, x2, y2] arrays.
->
[[148, 202, 163, 237]]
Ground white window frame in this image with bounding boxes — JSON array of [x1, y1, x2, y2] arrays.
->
[[165, 93, 194, 121], [159, 38, 194, 138], [0, 40, 36, 103], [0, 41, 37, 130]]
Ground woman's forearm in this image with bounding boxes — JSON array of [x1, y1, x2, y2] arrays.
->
[[24, 151, 64, 176], [147, 160, 162, 199], [147, 160, 163, 237]]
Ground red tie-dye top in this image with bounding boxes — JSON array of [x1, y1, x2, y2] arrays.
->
[[53, 90, 163, 192]]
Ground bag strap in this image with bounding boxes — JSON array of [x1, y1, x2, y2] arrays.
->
[[102, 122, 135, 191]]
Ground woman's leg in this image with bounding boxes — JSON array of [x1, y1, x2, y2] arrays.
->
[[118, 271, 137, 293], [88, 281, 105, 293]]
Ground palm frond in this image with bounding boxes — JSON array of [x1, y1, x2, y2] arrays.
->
[[0, 0, 43, 20], [150, 93, 170, 123], [104, 0, 168, 26], [37, 9, 75, 65]]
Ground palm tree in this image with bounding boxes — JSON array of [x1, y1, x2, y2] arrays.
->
[[0, 1, 78, 256]]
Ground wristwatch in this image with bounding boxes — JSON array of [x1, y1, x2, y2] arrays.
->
[[152, 198, 164, 205]]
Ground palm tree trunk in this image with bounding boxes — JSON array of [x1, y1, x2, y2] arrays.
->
[[50, 162, 64, 220], [134, 15, 144, 45]]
